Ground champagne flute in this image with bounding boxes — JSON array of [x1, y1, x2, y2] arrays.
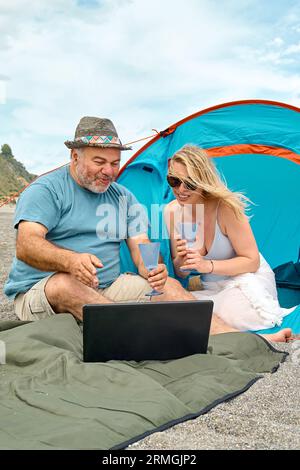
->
[[177, 222, 199, 273], [138, 242, 163, 297]]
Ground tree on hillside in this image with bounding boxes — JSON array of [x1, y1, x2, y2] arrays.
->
[[1, 144, 13, 157]]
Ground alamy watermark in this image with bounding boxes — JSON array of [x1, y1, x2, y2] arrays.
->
[[0, 340, 6, 365], [95, 197, 204, 246]]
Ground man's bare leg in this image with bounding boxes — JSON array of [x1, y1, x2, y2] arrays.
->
[[45, 273, 112, 321]]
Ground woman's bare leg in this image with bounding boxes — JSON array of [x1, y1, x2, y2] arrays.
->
[[260, 329, 292, 343]]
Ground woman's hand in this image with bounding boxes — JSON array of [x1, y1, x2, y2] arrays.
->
[[173, 239, 189, 276], [180, 249, 213, 273], [175, 239, 188, 260]]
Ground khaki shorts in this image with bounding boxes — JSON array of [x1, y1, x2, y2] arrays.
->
[[14, 273, 151, 321]]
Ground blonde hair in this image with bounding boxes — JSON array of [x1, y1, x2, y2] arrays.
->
[[169, 145, 250, 220]]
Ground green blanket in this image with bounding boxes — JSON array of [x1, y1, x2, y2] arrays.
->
[[0, 314, 286, 450]]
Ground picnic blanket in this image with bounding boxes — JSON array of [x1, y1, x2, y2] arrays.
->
[[0, 314, 287, 450]]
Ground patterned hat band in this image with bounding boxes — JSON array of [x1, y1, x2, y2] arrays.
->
[[64, 117, 131, 150], [75, 135, 122, 145]]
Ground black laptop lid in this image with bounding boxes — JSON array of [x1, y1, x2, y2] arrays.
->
[[83, 301, 213, 362]]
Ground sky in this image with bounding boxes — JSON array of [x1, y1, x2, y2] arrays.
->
[[0, 0, 300, 174]]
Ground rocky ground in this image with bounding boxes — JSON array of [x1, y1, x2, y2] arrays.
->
[[0, 205, 16, 320], [0, 205, 299, 449]]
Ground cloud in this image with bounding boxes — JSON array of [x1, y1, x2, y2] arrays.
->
[[283, 42, 300, 55], [0, 0, 300, 174], [268, 37, 284, 47], [0, 82, 6, 104], [0, 74, 9, 104]]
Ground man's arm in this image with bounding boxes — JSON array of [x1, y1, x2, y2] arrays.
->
[[17, 221, 103, 288]]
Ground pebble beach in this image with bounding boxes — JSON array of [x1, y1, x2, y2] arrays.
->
[[0, 205, 299, 450]]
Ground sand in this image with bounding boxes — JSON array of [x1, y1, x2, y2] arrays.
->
[[0, 206, 299, 450]]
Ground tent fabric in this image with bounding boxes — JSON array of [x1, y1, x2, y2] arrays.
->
[[277, 287, 300, 309], [0, 314, 286, 450], [118, 100, 300, 272]]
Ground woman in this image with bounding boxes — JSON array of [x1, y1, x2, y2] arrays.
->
[[164, 145, 296, 333]]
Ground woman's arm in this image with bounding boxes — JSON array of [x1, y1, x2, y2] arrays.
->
[[214, 203, 260, 275], [182, 203, 260, 276]]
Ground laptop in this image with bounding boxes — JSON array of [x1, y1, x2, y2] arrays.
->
[[83, 300, 213, 362]]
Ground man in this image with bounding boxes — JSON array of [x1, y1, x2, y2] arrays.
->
[[4, 116, 194, 322]]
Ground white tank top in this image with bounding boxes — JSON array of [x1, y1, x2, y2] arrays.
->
[[202, 209, 236, 282]]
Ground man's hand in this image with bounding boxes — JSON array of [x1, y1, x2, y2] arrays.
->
[[67, 253, 103, 288], [147, 263, 168, 292]]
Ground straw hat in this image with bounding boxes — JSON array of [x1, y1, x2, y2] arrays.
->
[[64, 116, 131, 150]]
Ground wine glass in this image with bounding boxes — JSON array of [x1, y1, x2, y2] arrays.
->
[[177, 222, 199, 273], [138, 242, 163, 297]]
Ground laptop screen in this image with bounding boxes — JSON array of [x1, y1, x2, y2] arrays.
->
[[83, 301, 213, 362]]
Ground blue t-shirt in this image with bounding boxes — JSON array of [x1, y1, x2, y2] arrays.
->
[[4, 165, 148, 299]]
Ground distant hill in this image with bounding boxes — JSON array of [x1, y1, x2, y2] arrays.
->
[[0, 144, 36, 203]]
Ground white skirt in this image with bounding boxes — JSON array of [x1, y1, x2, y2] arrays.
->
[[192, 254, 296, 331]]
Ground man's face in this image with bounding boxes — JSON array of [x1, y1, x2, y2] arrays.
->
[[72, 146, 121, 193]]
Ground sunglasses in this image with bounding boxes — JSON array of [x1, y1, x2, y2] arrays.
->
[[167, 175, 197, 191]]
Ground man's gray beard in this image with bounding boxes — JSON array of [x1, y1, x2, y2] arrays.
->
[[76, 167, 112, 193], [82, 180, 110, 194]]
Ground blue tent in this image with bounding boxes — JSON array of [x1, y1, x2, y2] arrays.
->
[[118, 99, 300, 331]]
